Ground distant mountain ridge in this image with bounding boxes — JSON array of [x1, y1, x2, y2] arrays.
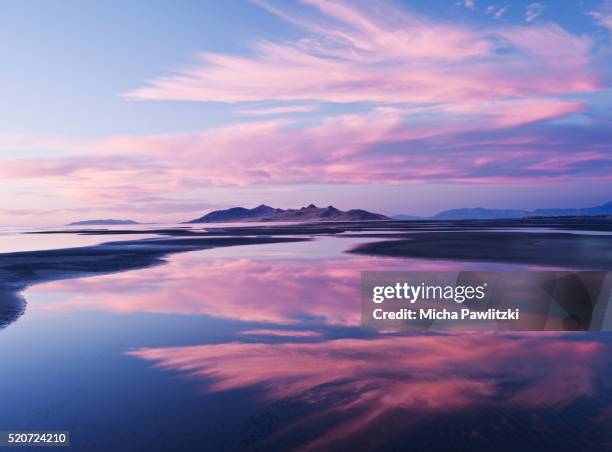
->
[[431, 208, 528, 220], [186, 204, 389, 223], [67, 202, 612, 225], [393, 201, 612, 220], [68, 219, 139, 226]]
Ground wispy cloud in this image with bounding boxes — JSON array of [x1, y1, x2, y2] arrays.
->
[[125, 1, 596, 105], [457, 0, 476, 9], [236, 104, 317, 115], [2, 99, 610, 209], [486, 4, 510, 20], [587, 0, 612, 31], [525, 3, 545, 22]]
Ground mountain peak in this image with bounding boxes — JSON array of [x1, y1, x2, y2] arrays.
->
[[252, 204, 276, 213], [186, 204, 389, 223]]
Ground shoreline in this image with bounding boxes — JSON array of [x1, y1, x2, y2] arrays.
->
[[0, 235, 309, 330]]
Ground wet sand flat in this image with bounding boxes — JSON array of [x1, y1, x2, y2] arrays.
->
[[350, 231, 612, 270]]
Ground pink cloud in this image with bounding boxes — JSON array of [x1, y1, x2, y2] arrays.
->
[[125, 1, 599, 104], [587, 1, 612, 31], [0, 102, 589, 187], [439, 97, 584, 127], [0, 99, 609, 223], [236, 104, 318, 115]]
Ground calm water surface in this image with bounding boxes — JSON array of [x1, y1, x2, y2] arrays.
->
[[1, 228, 611, 451]]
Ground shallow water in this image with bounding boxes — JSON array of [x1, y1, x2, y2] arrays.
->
[[0, 224, 181, 253], [1, 228, 612, 451]]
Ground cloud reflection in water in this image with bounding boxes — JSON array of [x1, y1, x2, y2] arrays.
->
[[128, 334, 611, 450], [29, 252, 463, 326]]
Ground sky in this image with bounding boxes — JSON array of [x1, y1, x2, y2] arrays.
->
[[1, 0, 611, 226]]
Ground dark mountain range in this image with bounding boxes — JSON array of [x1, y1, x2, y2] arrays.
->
[[68, 219, 139, 226], [186, 204, 389, 223], [431, 208, 528, 220], [392, 214, 425, 221], [392, 201, 612, 220], [530, 201, 612, 217]]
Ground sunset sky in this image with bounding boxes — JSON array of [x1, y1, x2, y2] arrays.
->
[[1, 0, 611, 226]]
